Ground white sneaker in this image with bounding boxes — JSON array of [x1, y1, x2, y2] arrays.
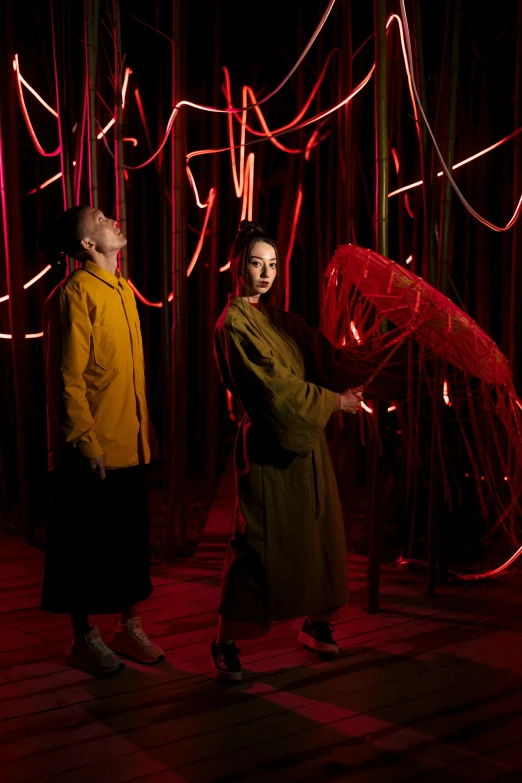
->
[[66, 626, 125, 677], [109, 617, 165, 664]]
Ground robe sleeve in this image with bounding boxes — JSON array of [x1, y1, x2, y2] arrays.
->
[[216, 318, 340, 458], [293, 315, 407, 400]]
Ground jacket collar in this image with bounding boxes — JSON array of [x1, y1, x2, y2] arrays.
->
[[83, 260, 122, 288]]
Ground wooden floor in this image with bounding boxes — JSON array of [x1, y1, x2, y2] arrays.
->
[[2, 469, 522, 782]]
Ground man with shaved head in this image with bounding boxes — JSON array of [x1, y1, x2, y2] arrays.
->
[[39, 206, 164, 676]]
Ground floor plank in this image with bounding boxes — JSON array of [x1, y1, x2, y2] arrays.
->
[[1, 464, 522, 782]]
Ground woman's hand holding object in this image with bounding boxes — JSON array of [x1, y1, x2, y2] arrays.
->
[[340, 386, 364, 414]]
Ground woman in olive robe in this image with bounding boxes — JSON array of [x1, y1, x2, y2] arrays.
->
[[211, 220, 393, 681]]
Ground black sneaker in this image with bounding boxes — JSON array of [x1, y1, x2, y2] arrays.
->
[[210, 639, 242, 681], [298, 620, 339, 655]]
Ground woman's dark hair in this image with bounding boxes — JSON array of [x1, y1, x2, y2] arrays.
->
[[229, 220, 279, 303], [38, 206, 91, 273]]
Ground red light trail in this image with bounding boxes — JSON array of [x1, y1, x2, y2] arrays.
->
[[5, 0, 522, 582], [284, 185, 303, 311], [398, 0, 522, 232], [13, 55, 60, 157]]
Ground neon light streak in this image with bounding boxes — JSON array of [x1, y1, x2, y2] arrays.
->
[[223, 68, 246, 197], [452, 542, 522, 580], [443, 379, 451, 406], [388, 179, 423, 198], [259, 0, 337, 105], [219, 260, 231, 273], [0, 332, 44, 339], [75, 83, 88, 205], [124, 284, 176, 307], [305, 128, 321, 161], [134, 88, 154, 154], [121, 68, 131, 108], [97, 118, 115, 139], [388, 405, 397, 412], [235, 51, 338, 140], [350, 321, 361, 343], [387, 15, 420, 130], [220, 14, 394, 155], [391, 147, 400, 173], [405, 255, 412, 265], [186, 166, 211, 208], [1, 263, 52, 303], [248, 155, 254, 220], [404, 193, 414, 218], [226, 389, 236, 423], [24, 171, 63, 196], [97, 68, 132, 140], [127, 279, 162, 308], [398, 0, 522, 232], [389, 129, 522, 198], [240, 154, 255, 221], [23, 264, 52, 289], [242, 85, 300, 154], [123, 137, 138, 146], [266, 65, 376, 136], [16, 71, 58, 117], [186, 61, 373, 168], [124, 108, 178, 170], [361, 402, 374, 414], [13, 55, 60, 157], [284, 184, 303, 311], [186, 188, 217, 277]]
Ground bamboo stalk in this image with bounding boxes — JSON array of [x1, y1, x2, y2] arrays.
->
[[113, 0, 127, 276], [367, 0, 389, 615], [86, 0, 100, 209], [164, 0, 188, 557], [205, 0, 221, 501], [51, 0, 74, 272], [438, 0, 461, 295], [426, 0, 461, 597], [155, 1, 173, 502]]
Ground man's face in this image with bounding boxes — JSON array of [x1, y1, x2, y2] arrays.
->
[[81, 208, 127, 255]]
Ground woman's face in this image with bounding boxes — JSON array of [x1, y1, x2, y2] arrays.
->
[[242, 240, 277, 298]]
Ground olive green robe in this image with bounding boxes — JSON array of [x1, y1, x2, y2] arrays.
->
[[214, 297, 381, 638]]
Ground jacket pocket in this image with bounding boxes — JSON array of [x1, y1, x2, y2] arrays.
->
[[92, 323, 125, 370]]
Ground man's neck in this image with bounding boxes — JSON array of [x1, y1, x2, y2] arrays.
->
[[88, 251, 119, 276]]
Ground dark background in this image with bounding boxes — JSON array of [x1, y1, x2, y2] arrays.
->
[[1, 0, 521, 570]]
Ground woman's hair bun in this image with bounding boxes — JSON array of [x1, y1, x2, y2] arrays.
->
[[237, 219, 264, 236]]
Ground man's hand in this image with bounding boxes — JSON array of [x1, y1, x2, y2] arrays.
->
[[340, 386, 364, 414], [89, 455, 106, 480]]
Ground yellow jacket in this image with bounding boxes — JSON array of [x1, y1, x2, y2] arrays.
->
[[43, 260, 151, 469]]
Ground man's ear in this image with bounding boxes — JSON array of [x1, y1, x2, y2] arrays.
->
[[79, 237, 94, 252]]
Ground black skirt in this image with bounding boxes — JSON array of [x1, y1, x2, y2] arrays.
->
[[41, 456, 153, 614]]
